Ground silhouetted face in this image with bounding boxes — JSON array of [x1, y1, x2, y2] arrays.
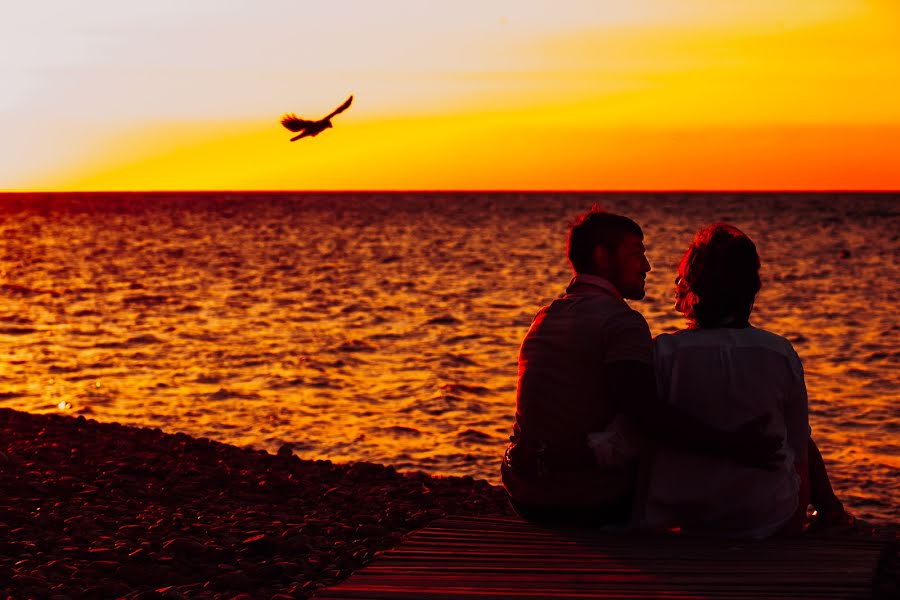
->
[[674, 274, 690, 314], [608, 234, 651, 300]]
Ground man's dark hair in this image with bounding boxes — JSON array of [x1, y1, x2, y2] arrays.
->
[[676, 223, 761, 328], [566, 207, 643, 274]]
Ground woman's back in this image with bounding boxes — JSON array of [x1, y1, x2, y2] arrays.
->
[[644, 327, 809, 538]]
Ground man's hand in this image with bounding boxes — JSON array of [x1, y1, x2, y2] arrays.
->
[[604, 361, 785, 466], [728, 413, 784, 470]]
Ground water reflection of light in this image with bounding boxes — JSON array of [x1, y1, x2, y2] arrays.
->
[[3, 194, 895, 524]]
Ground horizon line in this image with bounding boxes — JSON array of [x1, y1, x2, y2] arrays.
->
[[1, 189, 898, 195]]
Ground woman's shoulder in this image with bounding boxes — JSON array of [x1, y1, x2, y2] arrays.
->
[[652, 328, 693, 357], [653, 328, 693, 344], [654, 327, 799, 356], [740, 327, 801, 356], [653, 327, 711, 345]]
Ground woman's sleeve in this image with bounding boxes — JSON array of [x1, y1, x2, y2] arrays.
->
[[784, 348, 810, 465]]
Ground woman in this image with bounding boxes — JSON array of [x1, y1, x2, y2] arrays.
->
[[642, 223, 848, 537]]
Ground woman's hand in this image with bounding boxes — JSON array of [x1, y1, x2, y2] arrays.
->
[[728, 413, 785, 470]]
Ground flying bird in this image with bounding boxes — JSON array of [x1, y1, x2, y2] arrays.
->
[[280, 95, 353, 141]]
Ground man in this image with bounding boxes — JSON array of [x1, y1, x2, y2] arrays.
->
[[501, 209, 781, 525]]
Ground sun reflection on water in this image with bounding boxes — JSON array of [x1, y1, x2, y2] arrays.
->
[[0, 192, 896, 522]]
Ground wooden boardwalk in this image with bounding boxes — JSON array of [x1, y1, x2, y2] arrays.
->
[[316, 516, 896, 600]]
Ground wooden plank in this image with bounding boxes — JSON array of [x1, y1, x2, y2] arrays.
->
[[351, 569, 873, 579], [361, 563, 875, 575], [338, 575, 868, 591], [317, 587, 862, 600], [414, 527, 887, 546], [315, 516, 893, 600], [317, 587, 856, 600]]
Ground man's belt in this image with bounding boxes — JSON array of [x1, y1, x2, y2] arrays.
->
[[504, 437, 598, 478]]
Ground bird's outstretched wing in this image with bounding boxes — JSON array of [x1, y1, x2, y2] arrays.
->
[[324, 95, 353, 120], [280, 114, 314, 132]]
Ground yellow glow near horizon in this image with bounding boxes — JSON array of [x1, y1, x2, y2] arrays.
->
[[2, 1, 899, 191]]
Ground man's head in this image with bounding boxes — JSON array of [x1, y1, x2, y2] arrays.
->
[[567, 208, 650, 300], [676, 223, 761, 328]]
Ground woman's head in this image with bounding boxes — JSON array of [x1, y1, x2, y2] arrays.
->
[[676, 223, 761, 328]]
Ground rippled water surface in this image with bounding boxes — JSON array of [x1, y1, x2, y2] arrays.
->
[[1, 192, 897, 523]]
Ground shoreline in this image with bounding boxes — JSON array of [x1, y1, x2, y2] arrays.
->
[[3, 408, 896, 599], [0, 408, 514, 599]]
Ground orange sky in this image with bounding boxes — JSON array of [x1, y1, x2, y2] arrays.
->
[[2, 1, 899, 191]]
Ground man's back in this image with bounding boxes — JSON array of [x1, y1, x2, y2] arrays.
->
[[514, 275, 652, 444], [503, 274, 652, 510]]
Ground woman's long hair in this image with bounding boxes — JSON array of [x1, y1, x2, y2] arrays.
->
[[675, 224, 761, 328]]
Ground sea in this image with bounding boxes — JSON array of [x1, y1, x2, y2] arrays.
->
[[0, 192, 897, 523]]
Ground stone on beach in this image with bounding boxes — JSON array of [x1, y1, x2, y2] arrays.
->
[[0, 408, 514, 599]]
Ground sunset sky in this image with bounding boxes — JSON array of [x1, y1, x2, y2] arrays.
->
[[2, 0, 899, 191]]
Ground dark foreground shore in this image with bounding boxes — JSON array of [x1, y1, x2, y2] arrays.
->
[[0, 409, 514, 599]]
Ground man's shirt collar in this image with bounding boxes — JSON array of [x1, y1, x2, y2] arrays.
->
[[565, 273, 623, 300]]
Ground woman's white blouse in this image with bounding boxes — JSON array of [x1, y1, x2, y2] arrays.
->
[[644, 327, 810, 538]]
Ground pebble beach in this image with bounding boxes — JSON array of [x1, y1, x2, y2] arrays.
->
[[2, 407, 897, 599], [0, 408, 514, 599]]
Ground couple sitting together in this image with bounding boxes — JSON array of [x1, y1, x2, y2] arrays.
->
[[501, 208, 851, 538]]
